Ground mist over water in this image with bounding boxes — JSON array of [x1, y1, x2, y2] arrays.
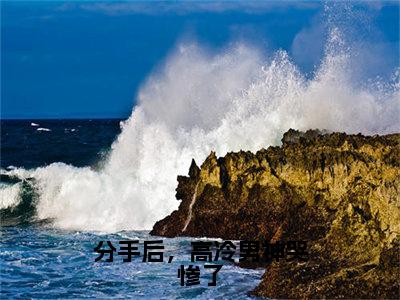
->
[[2, 11, 399, 231]]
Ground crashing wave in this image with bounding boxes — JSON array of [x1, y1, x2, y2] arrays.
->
[[1, 23, 399, 231]]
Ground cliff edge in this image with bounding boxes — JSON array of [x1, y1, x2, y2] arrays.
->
[[151, 129, 400, 299]]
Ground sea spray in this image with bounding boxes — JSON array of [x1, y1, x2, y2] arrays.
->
[[182, 181, 200, 232], [1, 25, 399, 231]]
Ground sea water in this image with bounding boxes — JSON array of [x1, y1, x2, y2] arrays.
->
[[0, 120, 264, 298], [1, 227, 263, 299]]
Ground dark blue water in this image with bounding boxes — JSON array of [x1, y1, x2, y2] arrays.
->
[[1, 119, 123, 169], [0, 120, 263, 299]]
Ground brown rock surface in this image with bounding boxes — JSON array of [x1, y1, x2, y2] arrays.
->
[[151, 129, 400, 299]]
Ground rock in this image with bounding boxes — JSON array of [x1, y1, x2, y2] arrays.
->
[[188, 159, 200, 179], [150, 129, 400, 298]]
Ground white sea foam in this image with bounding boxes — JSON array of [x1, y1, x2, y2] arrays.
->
[[1, 26, 399, 231], [0, 182, 22, 209], [37, 127, 51, 132], [31, 122, 40, 127]]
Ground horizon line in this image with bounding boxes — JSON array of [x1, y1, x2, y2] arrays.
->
[[1, 116, 128, 121]]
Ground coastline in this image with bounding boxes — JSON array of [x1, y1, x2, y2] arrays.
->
[[151, 129, 400, 298]]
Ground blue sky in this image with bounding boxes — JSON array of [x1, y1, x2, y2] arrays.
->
[[1, 1, 399, 119]]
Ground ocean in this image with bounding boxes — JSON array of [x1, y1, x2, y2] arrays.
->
[[0, 120, 264, 299], [1, 20, 399, 298]]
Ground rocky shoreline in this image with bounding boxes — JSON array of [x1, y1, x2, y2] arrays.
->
[[151, 129, 400, 299]]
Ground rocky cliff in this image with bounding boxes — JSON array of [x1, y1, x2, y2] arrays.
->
[[151, 129, 400, 299]]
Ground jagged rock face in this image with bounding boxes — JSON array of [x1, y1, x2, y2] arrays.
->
[[151, 129, 400, 299]]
